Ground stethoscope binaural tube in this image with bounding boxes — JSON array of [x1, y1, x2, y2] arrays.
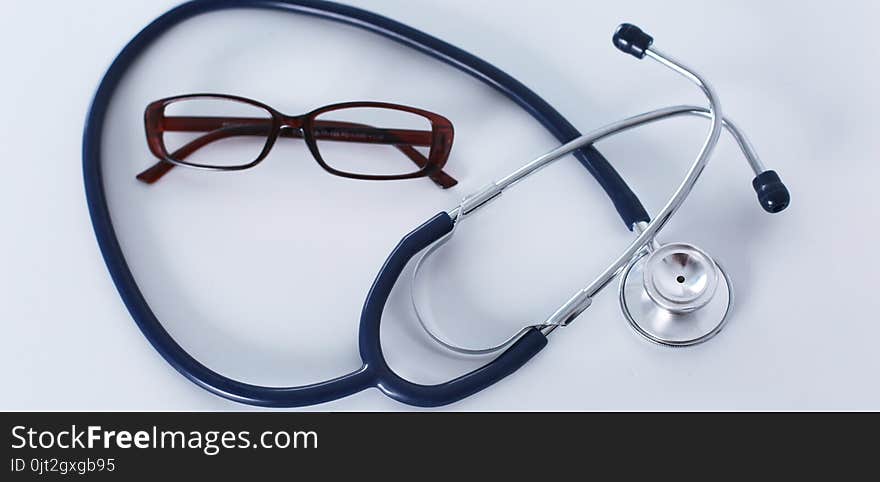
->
[[83, 1, 647, 407], [410, 105, 787, 355]]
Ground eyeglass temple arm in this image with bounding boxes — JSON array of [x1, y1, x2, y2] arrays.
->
[[137, 118, 457, 188], [136, 125, 250, 184]]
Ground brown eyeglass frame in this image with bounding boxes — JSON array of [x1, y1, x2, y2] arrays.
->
[[139, 94, 457, 188]]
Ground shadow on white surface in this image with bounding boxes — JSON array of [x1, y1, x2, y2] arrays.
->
[[2, 0, 879, 410]]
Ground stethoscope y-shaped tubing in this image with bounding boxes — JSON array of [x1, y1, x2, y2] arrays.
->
[[83, 1, 648, 407]]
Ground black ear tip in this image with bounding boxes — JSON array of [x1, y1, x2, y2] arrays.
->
[[614, 23, 637, 37], [752, 170, 790, 214], [613, 23, 654, 59]]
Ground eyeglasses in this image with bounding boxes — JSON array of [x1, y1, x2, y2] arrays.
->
[[138, 94, 457, 188]]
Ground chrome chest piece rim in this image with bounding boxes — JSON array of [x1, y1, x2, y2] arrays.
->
[[619, 245, 734, 347]]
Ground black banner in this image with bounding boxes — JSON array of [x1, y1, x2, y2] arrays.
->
[[2, 412, 875, 479]]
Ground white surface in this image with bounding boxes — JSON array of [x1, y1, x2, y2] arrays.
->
[[2, 0, 878, 410]]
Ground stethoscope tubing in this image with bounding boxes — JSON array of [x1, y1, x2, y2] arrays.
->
[[83, 0, 647, 407]]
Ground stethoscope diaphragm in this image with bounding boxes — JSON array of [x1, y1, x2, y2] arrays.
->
[[619, 243, 733, 347]]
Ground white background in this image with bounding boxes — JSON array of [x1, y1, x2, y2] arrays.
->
[[2, 0, 878, 410]]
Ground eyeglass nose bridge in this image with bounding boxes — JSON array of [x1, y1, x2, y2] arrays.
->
[[278, 114, 306, 131]]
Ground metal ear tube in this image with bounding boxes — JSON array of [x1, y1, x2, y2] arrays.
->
[[410, 24, 790, 354]]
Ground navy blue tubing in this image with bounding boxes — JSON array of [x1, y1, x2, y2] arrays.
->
[[359, 214, 548, 407], [84, 0, 645, 407]]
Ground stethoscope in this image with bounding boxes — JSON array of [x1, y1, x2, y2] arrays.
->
[[360, 24, 790, 406], [84, 1, 788, 408], [409, 25, 791, 354]]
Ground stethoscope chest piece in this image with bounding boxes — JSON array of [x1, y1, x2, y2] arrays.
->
[[620, 242, 733, 347]]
